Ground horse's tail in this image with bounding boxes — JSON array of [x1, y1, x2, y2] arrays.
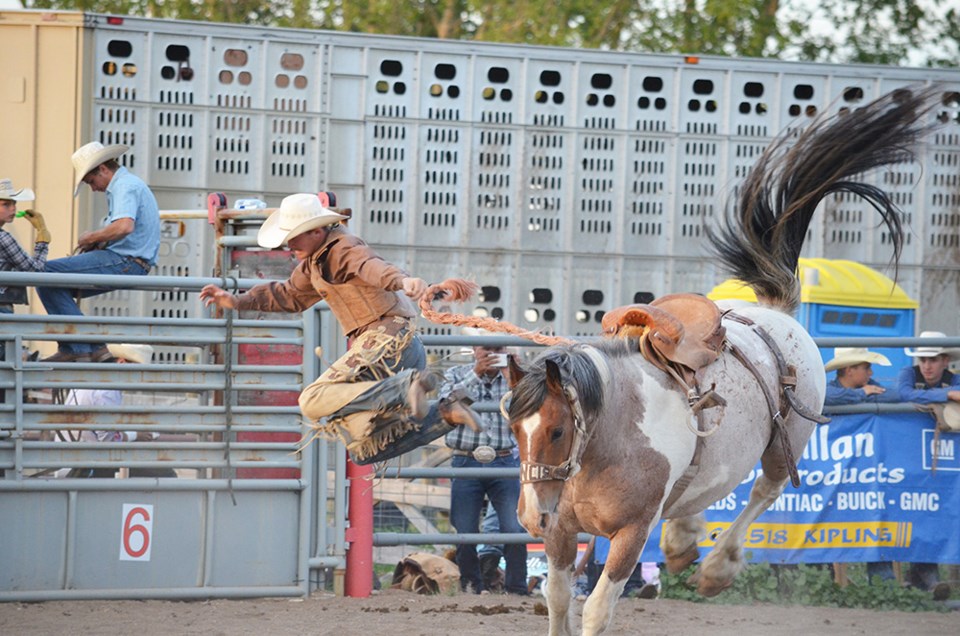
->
[[707, 86, 941, 313]]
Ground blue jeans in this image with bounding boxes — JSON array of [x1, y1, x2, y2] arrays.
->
[[38, 250, 149, 354], [450, 454, 527, 594], [478, 502, 503, 558]]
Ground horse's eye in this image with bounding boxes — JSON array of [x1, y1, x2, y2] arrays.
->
[[551, 428, 563, 442]]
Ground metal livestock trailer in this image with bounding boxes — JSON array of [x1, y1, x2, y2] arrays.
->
[[2, 9, 959, 340]]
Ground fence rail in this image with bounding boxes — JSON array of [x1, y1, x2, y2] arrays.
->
[[1, 269, 957, 598]]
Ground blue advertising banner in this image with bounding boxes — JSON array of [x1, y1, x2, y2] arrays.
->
[[594, 412, 960, 565]]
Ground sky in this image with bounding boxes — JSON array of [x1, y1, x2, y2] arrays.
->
[[0, 1, 949, 66]]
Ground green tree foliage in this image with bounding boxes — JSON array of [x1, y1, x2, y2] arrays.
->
[[15, 0, 959, 67]]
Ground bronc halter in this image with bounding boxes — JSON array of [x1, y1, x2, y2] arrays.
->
[[515, 345, 608, 485], [519, 382, 590, 484]]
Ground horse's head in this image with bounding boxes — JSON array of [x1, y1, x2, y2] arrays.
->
[[507, 345, 606, 537]]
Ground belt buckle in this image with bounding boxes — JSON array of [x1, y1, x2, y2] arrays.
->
[[472, 445, 496, 463]]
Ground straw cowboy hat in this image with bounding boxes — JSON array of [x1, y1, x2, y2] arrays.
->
[[257, 193, 347, 248], [824, 347, 891, 372], [0, 179, 35, 202], [71, 142, 129, 195], [107, 343, 154, 364], [904, 331, 960, 360]]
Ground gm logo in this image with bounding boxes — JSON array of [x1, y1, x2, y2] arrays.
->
[[922, 430, 958, 471]]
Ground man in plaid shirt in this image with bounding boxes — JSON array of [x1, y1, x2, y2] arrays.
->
[[0, 179, 50, 309], [440, 332, 528, 595], [0, 179, 51, 403]]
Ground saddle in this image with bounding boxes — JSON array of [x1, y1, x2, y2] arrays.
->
[[602, 293, 726, 371], [602, 294, 727, 413]]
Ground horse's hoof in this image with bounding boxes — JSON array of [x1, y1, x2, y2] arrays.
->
[[688, 568, 732, 598], [665, 545, 699, 574], [696, 576, 733, 598]]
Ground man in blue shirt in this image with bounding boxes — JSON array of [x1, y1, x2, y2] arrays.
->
[[39, 143, 160, 362], [823, 347, 900, 584], [824, 347, 900, 406], [895, 331, 959, 600], [898, 331, 960, 405]]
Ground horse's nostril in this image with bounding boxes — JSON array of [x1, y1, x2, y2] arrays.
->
[[539, 514, 548, 529]]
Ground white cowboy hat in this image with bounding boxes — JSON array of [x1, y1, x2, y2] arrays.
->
[[256, 193, 347, 248], [0, 179, 35, 202], [71, 142, 129, 196], [107, 343, 154, 364], [904, 331, 960, 360], [824, 347, 891, 372]]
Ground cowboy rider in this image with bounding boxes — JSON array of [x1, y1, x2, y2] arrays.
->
[[200, 192, 479, 464]]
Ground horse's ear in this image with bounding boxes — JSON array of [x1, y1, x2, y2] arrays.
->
[[544, 359, 564, 392], [507, 355, 525, 388]]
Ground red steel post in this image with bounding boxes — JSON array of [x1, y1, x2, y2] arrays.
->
[[344, 457, 374, 597]]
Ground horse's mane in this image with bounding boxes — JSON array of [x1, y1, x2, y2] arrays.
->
[[509, 338, 635, 422]]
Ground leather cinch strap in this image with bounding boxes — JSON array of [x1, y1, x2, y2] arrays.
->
[[725, 312, 828, 488]]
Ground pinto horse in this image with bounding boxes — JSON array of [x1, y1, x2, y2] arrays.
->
[[506, 88, 940, 636]]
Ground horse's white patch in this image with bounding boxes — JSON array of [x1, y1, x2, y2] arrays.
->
[[521, 412, 542, 438], [662, 308, 826, 512], [520, 413, 544, 514], [631, 362, 697, 484]]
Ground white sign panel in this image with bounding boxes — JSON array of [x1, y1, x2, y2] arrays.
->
[[119, 503, 154, 561]]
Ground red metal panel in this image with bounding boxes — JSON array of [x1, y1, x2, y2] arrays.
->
[[231, 249, 304, 479]]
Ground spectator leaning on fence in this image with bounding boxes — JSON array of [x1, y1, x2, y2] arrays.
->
[[823, 347, 900, 406], [440, 329, 528, 596], [898, 331, 960, 405], [895, 331, 959, 600], [38, 143, 160, 363], [822, 347, 900, 585]]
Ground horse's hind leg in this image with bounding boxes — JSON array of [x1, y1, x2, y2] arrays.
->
[[543, 532, 578, 636], [661, 514, 704, 574], [689, 471, 787, 596]]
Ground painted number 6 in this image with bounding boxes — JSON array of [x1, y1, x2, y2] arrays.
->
[[120, 503, 154, 561]]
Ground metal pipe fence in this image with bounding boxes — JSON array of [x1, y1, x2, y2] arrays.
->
[[0, 270, 344, 600], [1, 269, 957, 597]]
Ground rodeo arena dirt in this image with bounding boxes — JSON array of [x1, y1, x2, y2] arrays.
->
[[1, 593, 957, 636]]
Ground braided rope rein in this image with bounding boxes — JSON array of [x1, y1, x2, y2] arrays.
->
[[418, 278, 575, 347]]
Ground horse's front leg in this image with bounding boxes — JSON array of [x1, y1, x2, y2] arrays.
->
[[582, 525, 649, 636], [689, 471, 787, 596], [543, 529, 579, 636]]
